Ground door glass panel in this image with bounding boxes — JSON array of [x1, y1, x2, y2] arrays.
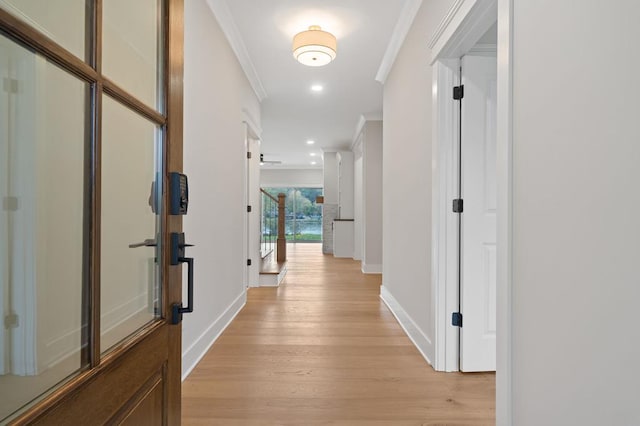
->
[[0, 34, 88, 423], [100, 95, 161, 354], [102, 0, 161, 110], [0, 0, 87, 60]]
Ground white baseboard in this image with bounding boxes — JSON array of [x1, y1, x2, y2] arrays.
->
[[181, 291, 246, 380], [362, 263, 382, 274], [380, 285, 434, 366]]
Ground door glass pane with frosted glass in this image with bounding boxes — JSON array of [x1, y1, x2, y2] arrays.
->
[[100, 95, 161, 354], [0, 0, 87, 60], [0, 33, 88, 423], [102, 0, 161, 110]]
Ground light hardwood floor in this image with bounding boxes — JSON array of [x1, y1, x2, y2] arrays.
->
[[182, 244, 495, 425]]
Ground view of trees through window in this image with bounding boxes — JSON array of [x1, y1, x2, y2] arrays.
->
[[263, 187, 323, 242]]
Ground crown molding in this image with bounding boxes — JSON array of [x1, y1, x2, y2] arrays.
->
[[206, 0, 268, 102], [375, 0, 424, 84]]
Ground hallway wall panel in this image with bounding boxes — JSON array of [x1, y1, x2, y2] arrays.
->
[[182, 0, 261, 377], [382, 0, 455, 365]]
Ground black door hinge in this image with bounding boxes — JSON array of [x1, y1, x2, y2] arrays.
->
[[247, 151, 252, 159], [452, 199, 463, 213], [247, 205, 252, 213], [453, 85, 464, 100], [247, 259, 252, 266], [452, 312, 463, 327]]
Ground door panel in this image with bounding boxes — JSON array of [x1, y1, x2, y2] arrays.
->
[[119, 374, 164, 426], [460, 53, 497, 372], [28, 325, 167, 425], [0, 0, 184, 423]]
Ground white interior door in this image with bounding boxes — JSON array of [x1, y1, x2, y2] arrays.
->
[[460, 54, 497, 372]]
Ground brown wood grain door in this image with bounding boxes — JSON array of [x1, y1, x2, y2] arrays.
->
[[0, 1, 184, 424]]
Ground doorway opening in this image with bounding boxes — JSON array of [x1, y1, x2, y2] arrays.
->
[[429, 1, 498, 373], [261, 187, 323, 243]]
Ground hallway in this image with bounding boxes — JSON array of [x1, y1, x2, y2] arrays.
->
[[182, 244, 495, 424]]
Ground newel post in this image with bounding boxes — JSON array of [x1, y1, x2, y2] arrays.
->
[[277, 193, 286, 262]]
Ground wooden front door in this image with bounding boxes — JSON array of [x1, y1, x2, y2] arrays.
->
[[0, 1, 184, 424]]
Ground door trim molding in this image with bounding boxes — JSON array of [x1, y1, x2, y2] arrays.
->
[[242, 108, 262, 140], [429, 0, 497, 64], [495, 0, 513, 423], [431, 58, 460, 372]]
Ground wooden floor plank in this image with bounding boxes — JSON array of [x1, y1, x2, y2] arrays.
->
[[182, 244, 495, 424]]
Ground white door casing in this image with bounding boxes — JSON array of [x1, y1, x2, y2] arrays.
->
[[0, 43, 9, 375], [460, 53, 497, 372], [242, 112, 261, 289]]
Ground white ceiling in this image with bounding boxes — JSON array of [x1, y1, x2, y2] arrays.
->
[[218, 0, 411, 169]]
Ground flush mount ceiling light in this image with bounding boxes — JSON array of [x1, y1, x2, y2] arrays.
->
[[292, 25, 337, 67], [306, 140, 315, 145]]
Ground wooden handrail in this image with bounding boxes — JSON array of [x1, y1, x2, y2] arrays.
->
[[260, 188, 278, 202]]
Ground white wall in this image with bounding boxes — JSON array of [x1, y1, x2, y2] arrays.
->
[[381, 0, 454, 364], [182, 0, 260, 378], [260, 168, 322, 188], [507, 2, 640, 424], [353, 145, 363, 261], [362, 121, 383, 273], [337, 151, 354, 219], [322, 152, 338, 204]]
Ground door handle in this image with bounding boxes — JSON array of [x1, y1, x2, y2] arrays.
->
[[170, 232, 194, 324], [128, 238, 157, 248]]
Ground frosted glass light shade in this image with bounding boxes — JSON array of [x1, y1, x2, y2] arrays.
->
[[292, 25, 337, 67]]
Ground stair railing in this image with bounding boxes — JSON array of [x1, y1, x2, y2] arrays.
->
[[260, 189, 278, 259]]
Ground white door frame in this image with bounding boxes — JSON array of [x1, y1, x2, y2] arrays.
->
[[429, 0, 513, 423], [242, 109, 261, 288]]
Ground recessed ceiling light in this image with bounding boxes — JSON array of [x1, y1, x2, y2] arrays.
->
[[311, 161, 317, 165], [311, 85, 323, 92], [310, 153, 316, 157], [306, 140, 315, 145]]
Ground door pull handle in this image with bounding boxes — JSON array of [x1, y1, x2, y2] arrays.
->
[[170, 232, 194, 324]]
